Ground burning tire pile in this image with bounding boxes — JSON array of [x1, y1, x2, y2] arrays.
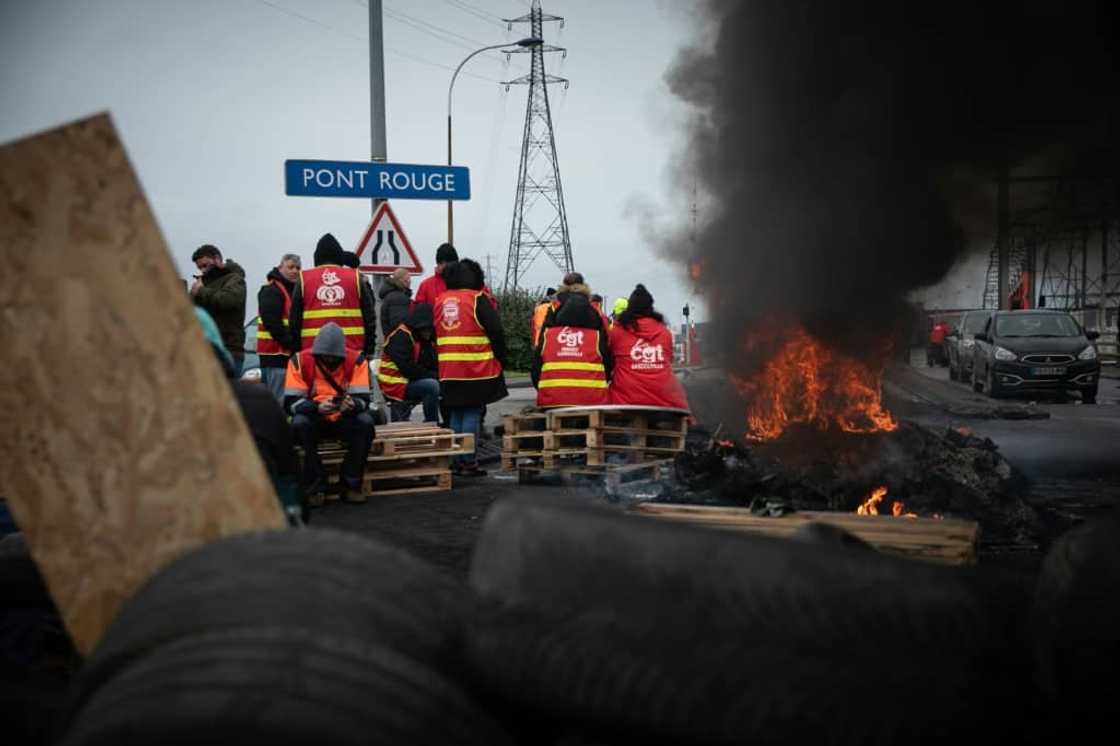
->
[[671, 421, 1043, 548]]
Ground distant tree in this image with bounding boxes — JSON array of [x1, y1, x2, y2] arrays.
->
[[495, 286, 543, 372]]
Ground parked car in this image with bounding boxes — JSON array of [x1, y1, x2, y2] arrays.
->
[[240, 318, 261, 382], [970, 310, 1101, 403], [946, 310, 994, 383]]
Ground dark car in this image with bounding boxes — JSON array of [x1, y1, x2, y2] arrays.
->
[[946, 310, 993, 383], [970, 310, 1101, 403]]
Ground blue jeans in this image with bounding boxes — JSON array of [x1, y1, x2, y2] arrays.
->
[[405, 378, 441, 422], [261, 366, 286, 404], [448, 406, 482, 465]]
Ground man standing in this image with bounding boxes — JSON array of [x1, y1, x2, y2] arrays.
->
[[412, 242, 458, 310], [288, 234, 377, 357], [530, 288, 557, 349], [256, 253, 301, 403], [191, 244, 247, 375], [377, 303, 440, 423], [284, 322, 376, 504]]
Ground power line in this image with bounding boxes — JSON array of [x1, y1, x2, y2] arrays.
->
[[253, 0, 501, 82], [383, 7, 490, 52], [441, 0, 507, 27]]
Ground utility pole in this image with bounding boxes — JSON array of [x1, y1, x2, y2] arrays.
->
[[369, 0, 387, 204]]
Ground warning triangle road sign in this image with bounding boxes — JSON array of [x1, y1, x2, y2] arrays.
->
[[353, 201, 424, 274]]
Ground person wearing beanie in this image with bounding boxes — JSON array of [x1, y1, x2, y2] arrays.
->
[[377, 301, 440, 423], [284, 321, 376, 504], [378, 267, 413, 338], [607, 284, 690, 411], [434, 258, 508, 476], [287, 233, 377, 358], [411, 242, 459, 311], [530, 287, 557, 349]]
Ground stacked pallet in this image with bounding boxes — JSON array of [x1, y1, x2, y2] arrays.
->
[[635, 503, 980, 565], [317, 422, 474, 497], [502, 406, 688, 489]]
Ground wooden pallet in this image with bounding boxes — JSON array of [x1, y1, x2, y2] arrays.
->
[[546, 407, 689, 436], [502, 413, 550, 435], [328, 464, 452, 497], [635, 504, 980, 566]]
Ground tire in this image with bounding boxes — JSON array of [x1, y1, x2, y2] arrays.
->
[[971, 363, 984, 392], [466, 499, 1032, 745], [1033, 512, 1120, 740], [948, 359, 959, 381], [71, 529, 471, 717], [1082, 387, 1098, 404], [62, 627, 512, 746]]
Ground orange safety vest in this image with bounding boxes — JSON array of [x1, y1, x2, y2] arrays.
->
[[299, 265, 363, 351], [537, 326, 608, 407], [435, 289, 502, 381], [283, 348, 369, 422], [377, 325, 419, 402], [256, 278, 292, 358], [530, 301, 551, 348]]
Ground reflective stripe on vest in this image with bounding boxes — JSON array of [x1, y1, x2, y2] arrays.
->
[[537, 327, 608, 407], [434, 289, 502, 381], [256, 279, 292, 356], [377, 325, 419, 401], [299, 265, 363, 351]]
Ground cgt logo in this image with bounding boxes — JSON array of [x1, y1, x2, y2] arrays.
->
[[321, 270, 342, 286], [316, 284, 345, 305], [630, 340, 665, 367], [556, 327, 584, 348]]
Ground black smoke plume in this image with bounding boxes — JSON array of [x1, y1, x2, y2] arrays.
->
[[665, 0, 1118, 368]]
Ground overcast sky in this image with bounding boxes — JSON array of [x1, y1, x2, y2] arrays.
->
[[1, 0, 704, 326]]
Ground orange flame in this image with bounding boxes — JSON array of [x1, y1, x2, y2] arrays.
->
[[857, 486, 889, 515], [891, 501, 918, 519], [689, 258, 705, 282], [734, 326, 897, 441]]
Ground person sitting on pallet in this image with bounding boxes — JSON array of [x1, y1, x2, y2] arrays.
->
[[531, 294, 613, 408], [284, 322, 376, 505], [377, 302, 441, 423], [608, 284, 691, 412]]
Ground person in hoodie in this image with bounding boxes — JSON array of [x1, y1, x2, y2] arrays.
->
[[434, 258, 508, 476], [256, 253, 301, 403], [378, 302, 440, 422], [608, 284, 690, 411], [288, 234, 377, 357], [412, 242, 458, 310], [540, 271, 605, 335], [532, 293, 612, 407], [191, 244, 247, 374], [379, 268, 413, 339]]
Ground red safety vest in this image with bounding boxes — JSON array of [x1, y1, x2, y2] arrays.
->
[[537, 326, 608, 408], [608, 317, 690, 410], [256, 278, 292, 358], [377, 325, 420, 402], [284, 348, 368, 422], [299, 265, 363, 351], [590, 300, 611, 331], [435, 289, 502, 381]]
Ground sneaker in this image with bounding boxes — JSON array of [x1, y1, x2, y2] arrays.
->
[[340, 484, 367, 503], [455, 463, 488, 478]]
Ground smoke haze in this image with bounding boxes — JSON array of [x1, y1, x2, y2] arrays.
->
[[664, 0, 1118, 366]]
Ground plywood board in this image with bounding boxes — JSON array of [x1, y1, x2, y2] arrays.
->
[[0, 114, 285, 654]]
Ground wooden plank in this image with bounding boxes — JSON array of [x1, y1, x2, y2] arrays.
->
[[0, 115, 286, 654], [635, 504, 979, 565]]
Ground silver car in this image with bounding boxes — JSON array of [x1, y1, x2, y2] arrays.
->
[[947, 310, 993, 383]]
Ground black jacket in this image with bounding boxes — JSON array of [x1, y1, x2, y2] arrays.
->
[[288, 265, 378, 356], [193, 260, 247, 354], [378, 281, 413, 339], [385, 304, 437, 382], [531, 294, 613, 387], [232, 380, 299, 483], [257, 267, 296, 367]]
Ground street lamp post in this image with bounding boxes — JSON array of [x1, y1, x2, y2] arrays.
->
[[447, 37, 542, 246]]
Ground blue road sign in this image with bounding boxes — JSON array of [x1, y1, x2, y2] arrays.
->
[[285, 159, 470, 200]]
